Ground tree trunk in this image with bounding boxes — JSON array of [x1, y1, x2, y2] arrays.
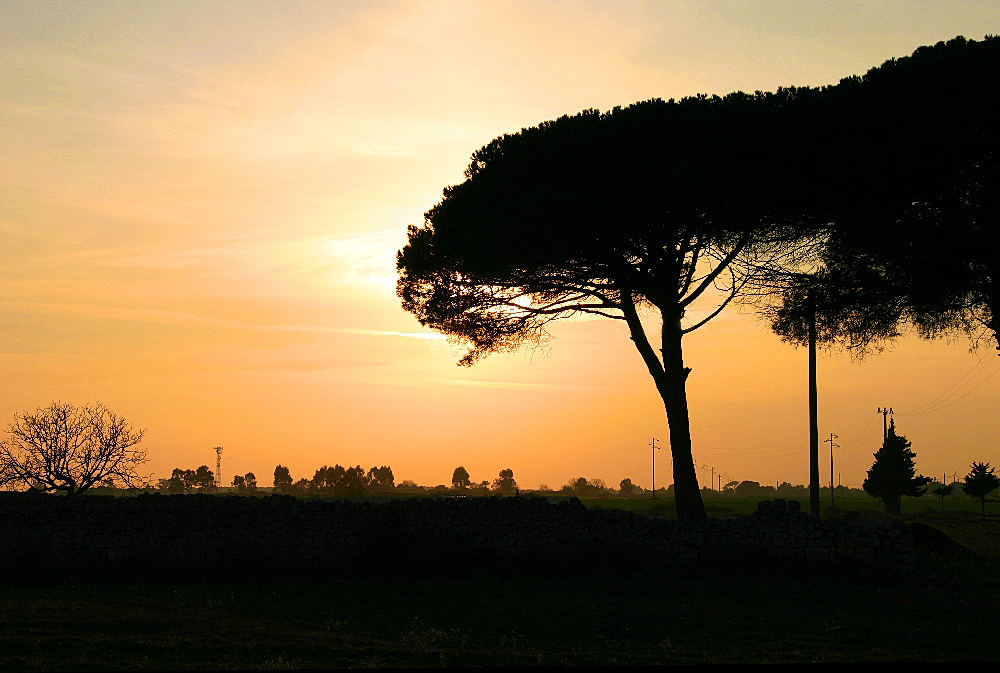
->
[[620, 293, 705, 520], [660, 314, 707, 521], [884, 495, 901, 516], [808, 289, 820, 517]]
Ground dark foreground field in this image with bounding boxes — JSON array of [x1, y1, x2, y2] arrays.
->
[[1, 498, 998, 669]]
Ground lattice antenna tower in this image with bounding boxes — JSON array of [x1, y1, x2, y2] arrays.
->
[[214, 446, 223, 488]]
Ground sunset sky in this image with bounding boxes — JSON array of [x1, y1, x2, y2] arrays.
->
[[2, 1, 999, 492]]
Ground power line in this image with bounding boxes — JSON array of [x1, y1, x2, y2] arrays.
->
[[897, 364, 1000, 416], [897, 358, 999, 416], [899, 355, 988, 413]]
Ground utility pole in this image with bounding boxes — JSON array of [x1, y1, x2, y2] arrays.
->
[[710, 466, 715, 493], [650, 437, 659, 499], [824, 433, 838, 509], [877, 407, 893, 441]]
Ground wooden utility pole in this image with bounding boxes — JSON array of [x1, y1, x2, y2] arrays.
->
[[825, 433, 838, 509], [808, 288, 819, 516], [877, 407, 893, 441], [650, 437, 659, 499]]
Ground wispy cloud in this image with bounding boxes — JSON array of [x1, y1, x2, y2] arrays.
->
[[0, 300, 445, 341], [445, 379, 611, 392]]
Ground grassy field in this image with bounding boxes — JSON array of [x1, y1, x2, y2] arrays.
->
[[1, 495, 998, 669]]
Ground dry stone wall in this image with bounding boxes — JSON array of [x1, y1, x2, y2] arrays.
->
[[0, 493, 916, 580]]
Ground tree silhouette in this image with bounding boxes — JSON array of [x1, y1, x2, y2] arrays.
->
[[273, 465, 293, 493], [931, 482, 955, 514], [341, 465, 367, 494], [862, 420, 931, 515], [194, 465, 216, 491], [397, 98, 815, 520], [753, 37, 999, 515], [493, 468, 516, 495], [312, 464, 346, 491], [0, 402, 148, 495], [367, 465, 395, 490], [619, 477, 636, 496], [451, 466, 471, 489], [763, 37, 1000, 357], [161, 472, 185, 494], [962, 461, 1000, 518]]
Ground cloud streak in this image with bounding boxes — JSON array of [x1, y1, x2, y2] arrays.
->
[[0, 300, 445, 341]]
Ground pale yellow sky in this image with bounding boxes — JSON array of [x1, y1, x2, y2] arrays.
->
[[1, 1, 998, 490]]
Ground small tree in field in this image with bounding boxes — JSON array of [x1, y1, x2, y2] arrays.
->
[[862, 420, 931, 515], [0, 402, 147, 495], [619, 477, 636, 496], [962, 462, 1000, 518], [932, 482, 955, 514]]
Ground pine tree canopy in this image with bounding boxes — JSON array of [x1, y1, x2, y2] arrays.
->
[[862, 419, 931, 513]]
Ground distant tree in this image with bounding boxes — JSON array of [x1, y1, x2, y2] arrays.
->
[[171, 468, 194, 490], [932, 482, 955, 514], [862, 420, 931, 515], [161, 473, 185, 494], [0, 402, 148, 496], [619, 477, 636, 496], [368, 465, 395, 490], [451, 466, 472, 489], [332, 464, 348, 489], [292, 478, 311, 494], [273, 465, 293, 493], [232, 474, 246, 492], [312, 465, 339, 491], [493, 468, 517, 496], [962, 462, 1000, 518], [563, 477, 589, 495], [563, 476, 610, 497], [244, 472, 257, 493], [193, 465, 216, 491], [734, 480, 762, 497], [341, 465, 368, 494]]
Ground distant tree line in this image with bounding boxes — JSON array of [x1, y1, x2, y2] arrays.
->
[[271, 463, 395, 495], [146, 449, 996, 515], [157, 466, 217, 493]]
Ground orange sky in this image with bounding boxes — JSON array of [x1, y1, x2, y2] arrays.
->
[[2, 1, 999, 491]]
